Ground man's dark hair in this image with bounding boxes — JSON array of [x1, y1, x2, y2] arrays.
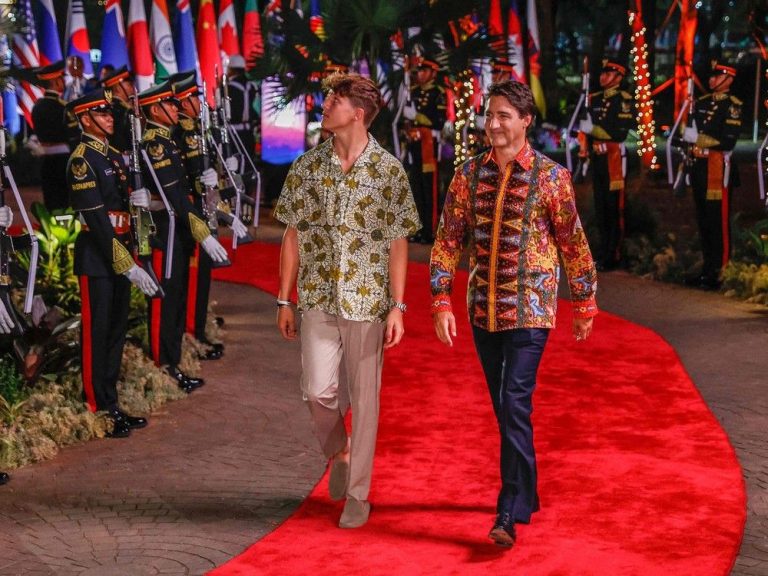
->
[[322, 73, 384, 127], [487, 81, 537, 121]]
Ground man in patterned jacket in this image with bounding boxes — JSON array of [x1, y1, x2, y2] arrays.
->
[[274, 73, 419, 529], [430, 81, 598, 547]]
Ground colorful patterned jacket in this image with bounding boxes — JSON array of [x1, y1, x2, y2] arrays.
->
[[430, 143, 598, 331]]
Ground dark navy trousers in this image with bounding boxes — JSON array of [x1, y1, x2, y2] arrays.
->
[[472, 326, 550, 524]]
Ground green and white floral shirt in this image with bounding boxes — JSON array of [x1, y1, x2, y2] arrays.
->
[[274, 135, 420, 322]]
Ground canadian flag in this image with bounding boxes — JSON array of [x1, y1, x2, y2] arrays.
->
[[218, 0, 241, 59]]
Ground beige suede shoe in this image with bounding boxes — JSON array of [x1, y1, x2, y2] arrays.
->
[[338, 498, 370, 528]]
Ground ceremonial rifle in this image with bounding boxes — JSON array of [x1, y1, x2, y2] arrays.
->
[[758, 84, 768, 208], [666, 73, 695, 197], [0, 97, 39, 335], [566, 56, 590, 183], [127, 96, 163, 297]]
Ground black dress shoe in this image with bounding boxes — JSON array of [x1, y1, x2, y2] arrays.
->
[[488, 512, 516, 547], [0, 472, 9, 485], [114, 410, 148, 430], [198, 341, 224, 361], [215, 316, 225, 327], [167, 367, 205, 393], [104, 413, 131, 438]]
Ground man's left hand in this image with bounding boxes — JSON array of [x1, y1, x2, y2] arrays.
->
[[573, 317, 594, 342], [384, 309, 404, 349]]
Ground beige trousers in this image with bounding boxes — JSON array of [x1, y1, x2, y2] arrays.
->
[[300, 309, 385, 502]]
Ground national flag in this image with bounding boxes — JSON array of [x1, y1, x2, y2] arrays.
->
[[218, 0, 241, 59], [128, 0, 154, 91], [173, 0, 199, 77], [0, 36, 21, 136], [150, 0, 178, 81], [488, 0, 505, 56], [11, 0, 44, 127], [101, 0, 130, 70], [65, 0, 94, 77], [242, 0, 265, 70], [197, 0, 222, 105], [309, 0, 326, 40], [507, 0, 526, 83], [526, 0, 546, 118], [36, 0, 62, 66]]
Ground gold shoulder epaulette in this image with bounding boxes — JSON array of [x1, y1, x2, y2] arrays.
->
[[72, 143, 86, 158], [730, 95, 743, 106], [621, 90, 632, 99], [697, 93, 711, 101], [142, 128, 156, 142], [108, 144, 122, 155]]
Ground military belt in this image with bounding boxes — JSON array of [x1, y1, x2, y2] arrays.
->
[[80, 210, 131, 234]]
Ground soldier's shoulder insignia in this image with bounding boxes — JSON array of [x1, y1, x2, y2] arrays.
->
[[179, 118, 196, 131], [729, 104, 741, 120], [108, 144, 122, 155], [148, 142, 165, 161], [621, 100, 632, 113], [143, 128, 156, 141], [72, 143, 86, 158], [621, 90, 632, 99], [185, 134, 199, 150], [730, 95, 743, 106], [697, 94, 710, 102], [589, 90, 602, 98], [70, 158, 89, 181]]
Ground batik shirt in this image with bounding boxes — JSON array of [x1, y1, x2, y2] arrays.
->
[[430, 142, 598, 331], [274, 136, 420, 322]]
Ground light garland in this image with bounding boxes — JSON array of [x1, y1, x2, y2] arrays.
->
[[629, 10, 659, 170], [454, 70, 476, 166]]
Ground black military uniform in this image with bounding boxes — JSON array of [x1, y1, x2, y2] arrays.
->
[[585, 61, 634, 269], [139, 82, 211, 389], [168, 73, 222, 359], [31, 61, 80, 211], [227, 61, 259, 162], [688, 63, 742, 288], [0, 472, 8, 485], [66, 89, 147, 437], [404, 58, 447, 243]]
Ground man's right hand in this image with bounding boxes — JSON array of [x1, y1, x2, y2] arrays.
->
[[201, 236, 229, 263], [433, 310, 457, 347], [0, 299, 15, 334], [277, 306, 297, 340]]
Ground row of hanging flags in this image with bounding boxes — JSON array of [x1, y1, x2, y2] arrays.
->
[[3, 0, 545, 134], [4, 0, 265, 133]]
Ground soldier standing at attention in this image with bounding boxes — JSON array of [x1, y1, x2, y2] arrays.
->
[[138, 81, 229, 390], [170, 72, 250, 359], [99, 66, 136, 158], [403, 58, 447, 244], [66, 89, 159, 437], [30, 61, 81, 211], [579, 60, 634, 271], [681, 62, 742, 290]]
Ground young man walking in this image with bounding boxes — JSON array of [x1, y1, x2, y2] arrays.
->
[[275, 73, 419, 528]]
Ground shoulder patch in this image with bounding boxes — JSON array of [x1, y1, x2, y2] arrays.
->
[[730, 95, 743, 106], [142, 128, 156, 142], [70, 158, 90, 181], [148, 142, 165, 161], [72, 143, 86, 158], [179, 118, 196, 131]]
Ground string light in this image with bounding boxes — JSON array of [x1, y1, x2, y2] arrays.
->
[[629, 11, 659, 169], [453, 70, 476, 166]]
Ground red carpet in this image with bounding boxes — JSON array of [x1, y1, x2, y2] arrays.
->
[[212, 243, 745, 576]]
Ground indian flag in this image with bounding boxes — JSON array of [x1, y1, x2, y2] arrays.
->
[[150, 0, 178, 82]]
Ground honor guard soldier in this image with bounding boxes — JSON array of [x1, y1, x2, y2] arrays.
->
[[579, 60, 634, 270], [170, 72, 250, 359], [66, 89, 159, 437], [30, 61, 81, 211], [226, 55, 260, 161], [137, 81, 229, 389], [99, 66, 136, 157], [681, 62, 742, 289], [403, 57, 447, 243]]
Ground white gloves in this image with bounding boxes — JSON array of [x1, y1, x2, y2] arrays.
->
[[199, 167, 218, 188], [0, 300, 14, 334], [225, 156, 239, 172], [201, 235, 228, 263], [230, 216, 249, 239], [129, 187, 150, 209], [403, 104, 417, 121], [0, 206, 13, 228], [124, 264, 159, 296], [579, 117, 594, 134], [683, 125, 699, 144]]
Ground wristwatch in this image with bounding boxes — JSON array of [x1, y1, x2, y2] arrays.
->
[[390, 300, 407, 313]]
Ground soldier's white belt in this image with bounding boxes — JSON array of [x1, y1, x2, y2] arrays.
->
[[230, 123, 250, 130], [40, 143, 70, 155], [80, 211, 131, 234]]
